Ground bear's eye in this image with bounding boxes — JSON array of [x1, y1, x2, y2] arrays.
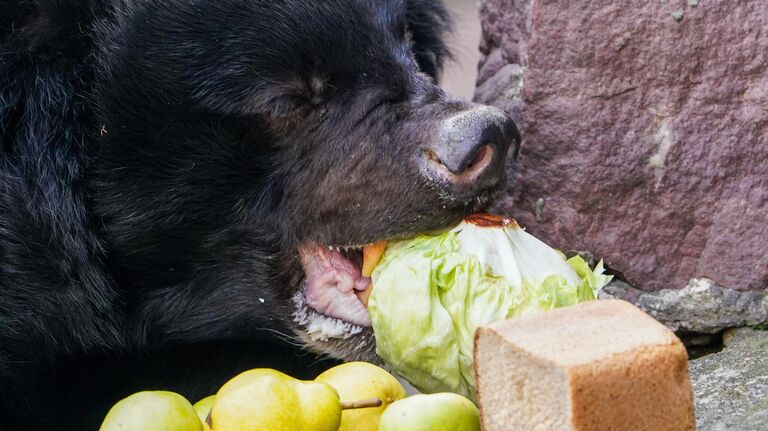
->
[[356, 93, 403, 125]]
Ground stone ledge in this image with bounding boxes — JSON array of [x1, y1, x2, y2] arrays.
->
[[688, 328, 768, 430], [600, 278, 768, 334]]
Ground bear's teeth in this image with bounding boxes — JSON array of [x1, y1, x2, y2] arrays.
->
[[326, 244, 370, 253], [293, 291, 364, 341]]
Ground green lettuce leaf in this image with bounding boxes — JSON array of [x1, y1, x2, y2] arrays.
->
[[368, 219, 612, 401]]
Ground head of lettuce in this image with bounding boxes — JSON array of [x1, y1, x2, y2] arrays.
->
[[367, 214, 612, 401]]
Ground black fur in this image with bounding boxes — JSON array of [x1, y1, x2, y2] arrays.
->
[[0, 1, 506, 428]]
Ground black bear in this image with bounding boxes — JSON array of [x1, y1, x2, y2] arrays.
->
[[0, 0, 519, 428]]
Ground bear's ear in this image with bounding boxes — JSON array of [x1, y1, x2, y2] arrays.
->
[[405, 0, 453, 81]]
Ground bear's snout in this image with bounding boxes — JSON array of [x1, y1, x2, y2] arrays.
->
[[421, 105, 520, 198]]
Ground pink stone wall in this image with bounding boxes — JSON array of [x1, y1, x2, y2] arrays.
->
[[475, 0, 768, 291]]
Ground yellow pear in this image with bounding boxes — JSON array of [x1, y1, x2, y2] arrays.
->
[[209, 368, 341, 431], [99, 391, 202, 431], [193, 395, 216, 430], [378, 392, 480, 431], [315, 362, 406, 431]]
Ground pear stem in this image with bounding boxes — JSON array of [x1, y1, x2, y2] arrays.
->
[[341, 397, 383, 410]]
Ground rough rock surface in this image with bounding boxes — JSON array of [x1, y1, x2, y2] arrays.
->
[[600, 278, 768, 333], [689, 328, 768, 430], [476, 0, 768, 291]]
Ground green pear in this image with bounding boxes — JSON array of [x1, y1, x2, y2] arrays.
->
[[99, 391, 203, 431], [209, 368, 341, 431], [193, 395, 216, 430], [378, 393, 481, 431], [315, 362, 406, 431]]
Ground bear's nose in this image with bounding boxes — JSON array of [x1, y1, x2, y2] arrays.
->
[[422, 105, 520, 195]]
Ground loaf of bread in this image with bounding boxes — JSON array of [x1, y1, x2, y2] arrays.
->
[[474, 300, 694, 431]]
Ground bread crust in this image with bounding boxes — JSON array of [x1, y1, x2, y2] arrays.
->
[[474, 300, 695, 431]]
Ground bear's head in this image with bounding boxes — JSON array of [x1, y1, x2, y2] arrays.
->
[[90, 0, 519, 363]]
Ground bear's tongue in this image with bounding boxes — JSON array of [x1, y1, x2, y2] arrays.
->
[[299, 242, 373, 327]]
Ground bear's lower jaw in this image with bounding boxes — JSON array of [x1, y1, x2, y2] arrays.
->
[[292, 291, 366, 341], [298, 241, 372, 327]]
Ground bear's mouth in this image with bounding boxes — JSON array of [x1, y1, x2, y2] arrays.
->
[[293, 241, 386, 340]]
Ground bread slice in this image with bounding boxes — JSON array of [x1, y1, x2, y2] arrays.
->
[[474, 300, 694, 431]]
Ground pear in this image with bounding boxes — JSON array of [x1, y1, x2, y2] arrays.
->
[[193, 395, 216, 430], [315, 361, 406, 431], [99, 391, 203, 431], [378, 392, 481, 431], [209, 368, 341, 431]]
